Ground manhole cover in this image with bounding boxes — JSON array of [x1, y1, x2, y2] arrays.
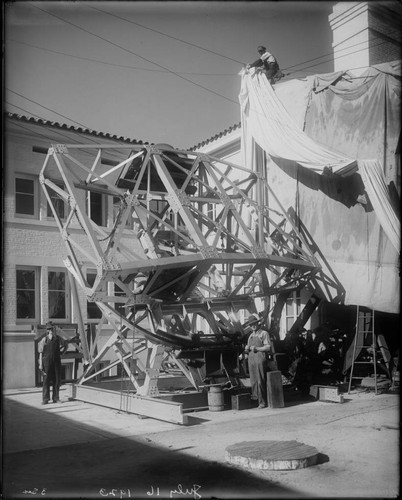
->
[[225, 440, 319, 470]]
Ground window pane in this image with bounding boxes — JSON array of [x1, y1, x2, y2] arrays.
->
[[16, 178, 34, 194], [17, 269, 35, 289], [16, 193, 35, 215], [16, 269, 37, 320], [89, 192, 103, 226], [48, 271, 65, 290], [15, 178, 35, 216], [48, 271, 67, 319], [49, 291, 66, 318], [17, 290, 36, 319]]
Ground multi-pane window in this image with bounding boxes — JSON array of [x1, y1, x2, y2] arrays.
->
[[16, 267, 39, 321], [48, 269, 70, 320], [46, 181, 66, 220], [86, 272, 102, 320], [15, 175, 37, 217]]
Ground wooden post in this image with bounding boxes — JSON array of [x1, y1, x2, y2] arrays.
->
[[266, 371, 284, 408]]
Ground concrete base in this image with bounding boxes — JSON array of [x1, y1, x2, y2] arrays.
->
[[225, 440, 319, 470]]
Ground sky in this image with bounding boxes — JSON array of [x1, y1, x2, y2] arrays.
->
[[5, 1, 336, 149]]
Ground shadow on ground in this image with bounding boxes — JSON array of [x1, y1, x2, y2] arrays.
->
[[3, 398, 301, 500]]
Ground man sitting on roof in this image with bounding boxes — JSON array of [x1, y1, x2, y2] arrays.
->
[[246, 45, 284, 84]]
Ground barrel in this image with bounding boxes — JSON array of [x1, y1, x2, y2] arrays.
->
[[208, 386, 224, 411]]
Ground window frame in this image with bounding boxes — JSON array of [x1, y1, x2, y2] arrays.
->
[[47, 267, 71, 322], [14, 173, 39, 219], [284, 291, 302, 333], [86, 190, 107, 227], [16, 266, 40, 324]]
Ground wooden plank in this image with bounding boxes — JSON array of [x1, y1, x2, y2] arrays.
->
[[266, 371, 284, 408], [68, 384, 188, 425]]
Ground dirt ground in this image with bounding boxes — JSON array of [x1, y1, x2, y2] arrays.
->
[[2, 385, 399, 499]]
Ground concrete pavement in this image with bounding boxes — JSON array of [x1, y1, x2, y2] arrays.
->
[[2, 385, 399, 499]]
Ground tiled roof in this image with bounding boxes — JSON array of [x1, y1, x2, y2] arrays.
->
[[190, 122, 241, 150], [6, 113, 148, 145]]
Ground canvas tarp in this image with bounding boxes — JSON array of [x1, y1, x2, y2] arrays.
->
[[239, 65, 400, 313]]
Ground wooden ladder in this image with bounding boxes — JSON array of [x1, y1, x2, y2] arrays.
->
[[347, 306, 389, 395]]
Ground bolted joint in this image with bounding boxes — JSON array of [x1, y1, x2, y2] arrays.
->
[[50, 143, 68, 154]]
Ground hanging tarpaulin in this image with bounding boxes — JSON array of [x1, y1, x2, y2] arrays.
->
[[239, 68, 400, 313], [239, 69, 400, 254], [239, 68, 356, 173]]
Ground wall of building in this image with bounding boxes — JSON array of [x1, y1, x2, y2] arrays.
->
[[329, 1, 401, 74], [3, 117, 140, 388]]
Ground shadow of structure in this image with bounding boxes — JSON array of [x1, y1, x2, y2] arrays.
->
[[3, 398, 299, 500]]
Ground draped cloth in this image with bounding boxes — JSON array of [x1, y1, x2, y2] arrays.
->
[[239, 68, 400, 312], [239, 69, 400, 253]]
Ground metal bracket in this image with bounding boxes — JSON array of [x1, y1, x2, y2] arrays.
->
[[50, 144, 68, 154]]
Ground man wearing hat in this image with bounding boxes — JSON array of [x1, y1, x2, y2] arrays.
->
[[38, 322, 68, 404], [246, 45, 283, 84], [244, 315, 272, 408]]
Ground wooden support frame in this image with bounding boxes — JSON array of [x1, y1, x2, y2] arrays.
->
[[40, 143, 345, 416], [68, 384, 188, 425]]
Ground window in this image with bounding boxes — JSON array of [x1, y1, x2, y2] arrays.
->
[[47, 181, 66, 220], [86, 191, 106, 226], [48, 269, 70, 320], [285, 291, 302, 332], [16, 267, 39, 321], [86, 272, 102, 320], [15, 175, 38, 218]]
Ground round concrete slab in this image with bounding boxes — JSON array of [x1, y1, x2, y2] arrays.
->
[[225, 440, 319, 470]]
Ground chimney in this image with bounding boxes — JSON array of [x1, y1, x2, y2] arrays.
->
[[329, 1, 401, 75]]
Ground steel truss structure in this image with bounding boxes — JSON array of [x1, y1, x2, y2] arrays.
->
[[40, 143, 344, 405]]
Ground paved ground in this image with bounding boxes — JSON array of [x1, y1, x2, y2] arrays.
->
[[2, 385, 399, 499]]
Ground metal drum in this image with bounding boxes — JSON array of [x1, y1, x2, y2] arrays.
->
[[208, 386, 224, 411]]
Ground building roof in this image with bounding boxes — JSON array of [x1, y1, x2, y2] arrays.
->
[[190, 122, 241, 151], [6, 112, 148, 145]]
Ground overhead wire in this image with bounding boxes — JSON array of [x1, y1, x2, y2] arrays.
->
[[9, 4, 398, 145], [29, 3, 237, 106], [7, 38, 237, 76], [87, 4, 246, 65]]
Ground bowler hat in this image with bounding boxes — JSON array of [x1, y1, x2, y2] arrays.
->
[[46, 321, 55, 330]]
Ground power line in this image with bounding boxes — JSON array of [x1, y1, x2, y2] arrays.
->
[[7, 38, 238, 76], [87, 4, 245, 65], [29, 3, 237, 107]]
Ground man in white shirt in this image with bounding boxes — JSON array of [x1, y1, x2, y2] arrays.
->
[[247, 45, 283, 84]]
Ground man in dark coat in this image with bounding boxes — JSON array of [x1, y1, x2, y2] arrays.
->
[[247, 45, 284, 84], [38, 322, 68, 404]]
